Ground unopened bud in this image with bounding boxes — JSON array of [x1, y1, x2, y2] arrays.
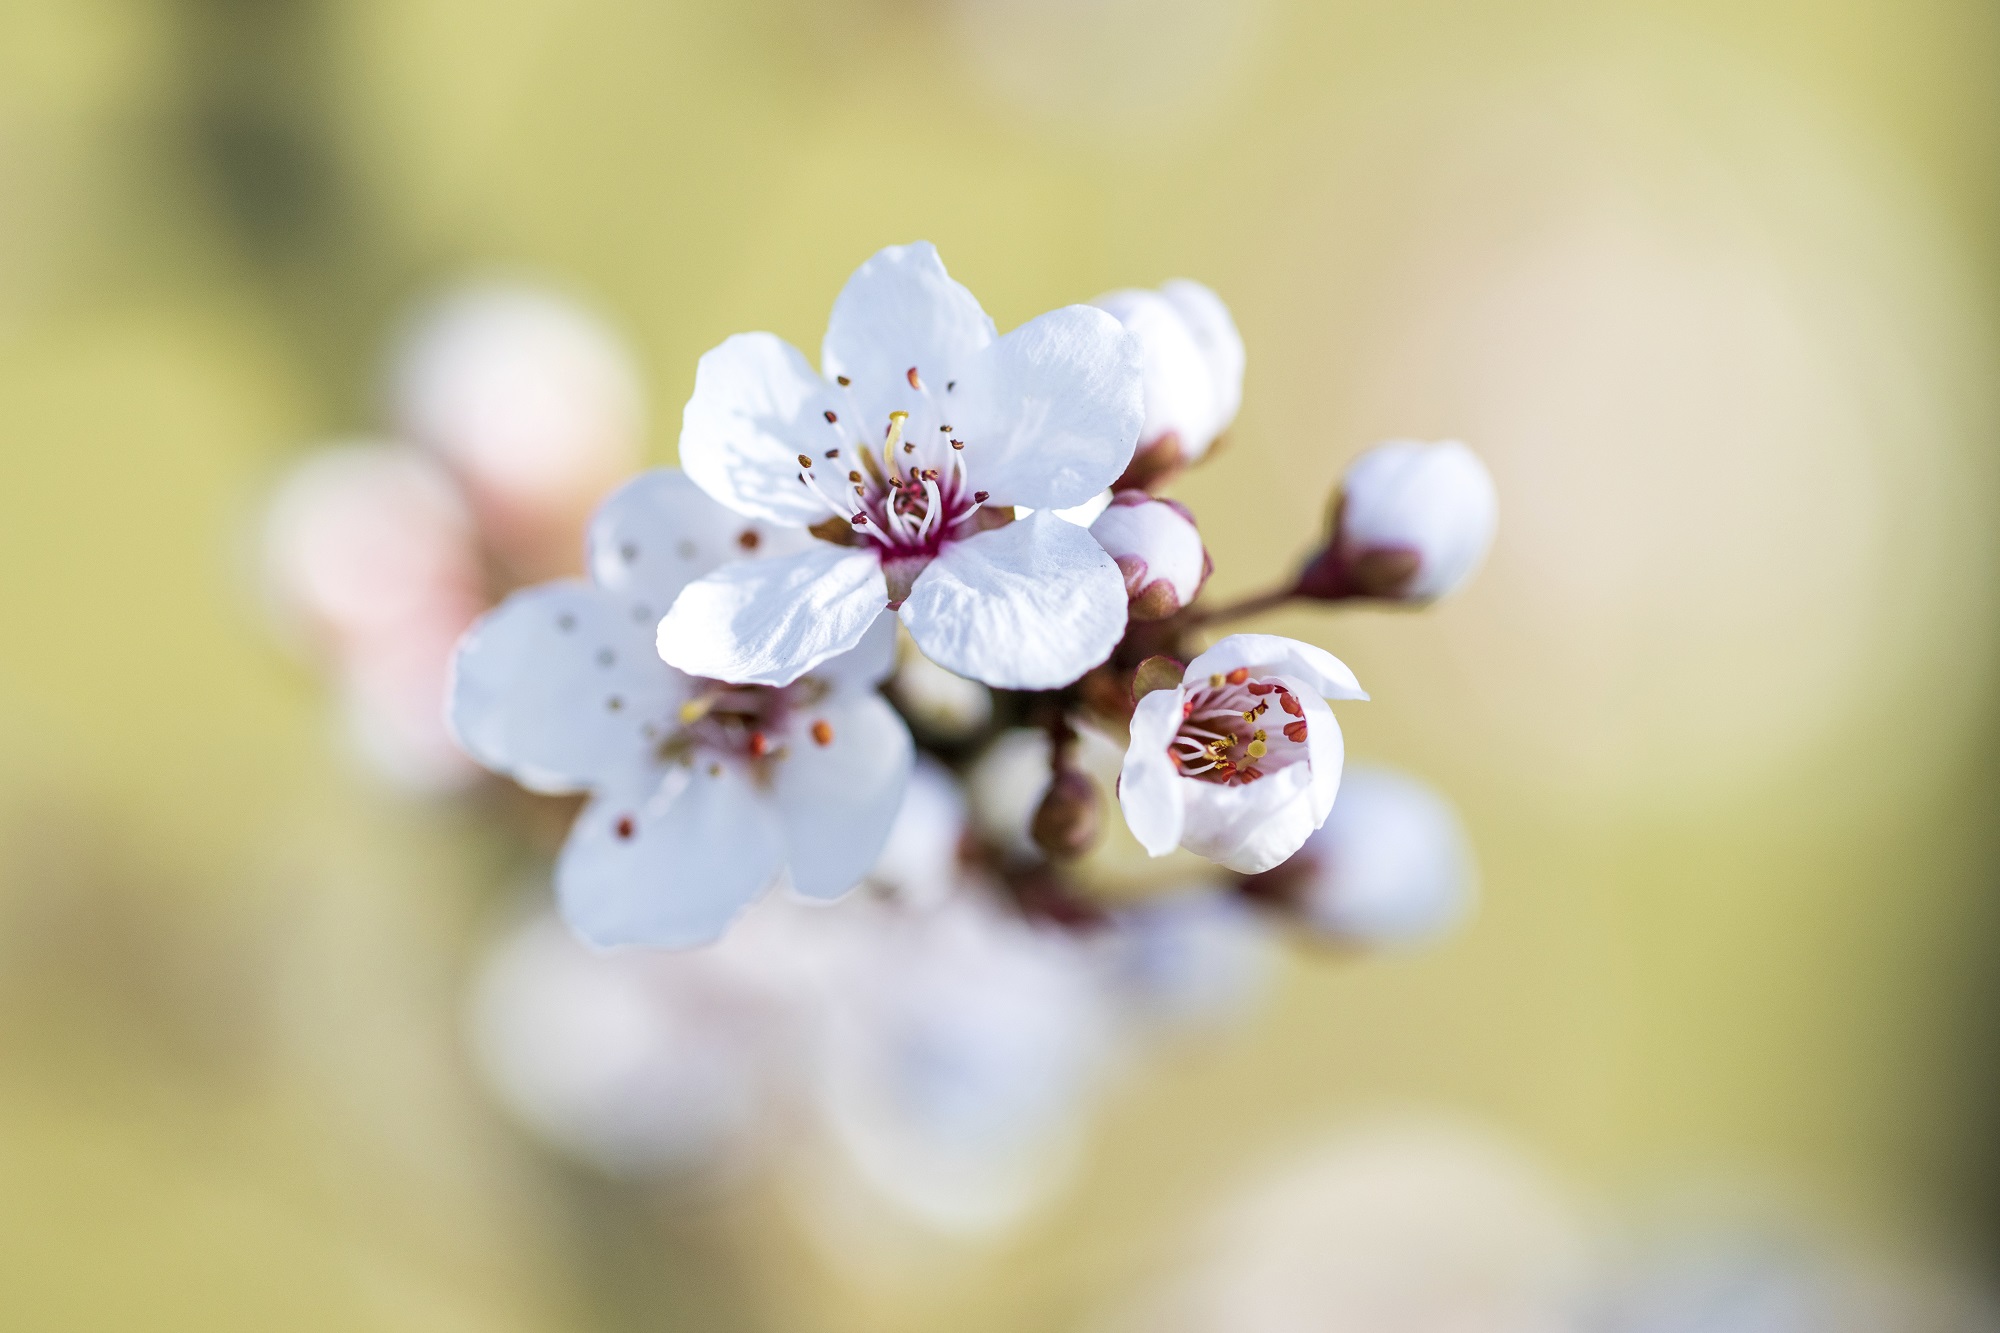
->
[[1089, 492, 1210, 621], [1239, 766, 1474, 948], [1294, 440, 1496, 603], [1092, 280, 1243, 490], [1031, 768, 1102, 859]]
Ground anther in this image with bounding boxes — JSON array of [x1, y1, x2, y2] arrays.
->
[[907, 367, 922, 389], [614, 815, 636, 840], [851, 513, 869, 526], [848, 470, 862, 483], [679, 697, 715, 724], [1284, 720, 1309, 743], [1279, 693, 1304, 718], [1209, 673, 1225, 688], [1227, 667, 1250, 685], [973, 490, 989, 503], [950, 439, 964, 450], [748, 731, 770, 758], [826, 448, 840, 458], [797, 454, 814, 469], [836, 375, 851, 386], [811, 719, 834, 746], [939, 425, 951, 433], [824, 410, 837, 423]]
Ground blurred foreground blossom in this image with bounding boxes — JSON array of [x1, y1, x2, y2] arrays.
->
[[658, 241, 1142, 689], [392, 285, 645, 579], [1116, 1118, 1594, 1333], [1120, 635, 1367, 873], [1093, 280, 1245, 489], [261, 284, 644, 790], [263, 444, 487, 790], [1296, 439, 1498, 603], [450, 470, 913, 947], [1244, 764, 1477, 947]]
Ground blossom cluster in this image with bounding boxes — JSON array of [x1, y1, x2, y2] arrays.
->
[[448, 243, 1497, 949], [262, 243, 1496, 1234]]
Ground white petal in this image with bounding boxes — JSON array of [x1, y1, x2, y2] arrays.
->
[[900, 511, 1128, 689], [771, 692, 914, 900], [1341, 440, 1499, 600], [658, 543, 889, 687], [820, 242, 997, 402], [1090, 496, 1207, 604], [1160, 279, 1244, 447], [1118, 687, 1188, 857], [1091, 287, 1222, 453], [557, 766, 784, 948], [587, 467, 813, 617], [679, 333, 841, 527], [1185, 633, 1368, 701], [954, 305, 1144, 511], [1293, 687, 1344, 827], [1178, 761, 1322, 874], [809, 601, 901, 693], [449, 581, 688, 794]]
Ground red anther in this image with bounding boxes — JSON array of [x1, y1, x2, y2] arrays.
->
[[1246, 681, 1275, 695], [748, 731, 770, 758], [824, 410, 838, 422], [1284, 720, 1309, 743], [851, 513, 869, 525], [614, 815, 636, 840], [1182, 699, 1195, 718], [836, 375, 851, 386], [1226, 667, 1250, 685], [737, 529, 761, 551], [1279, 692, 1304, 717], [826, 448, 840, 459], [906, 366, 922, 389], [973, 490, 989, 503], [811, 719, 834, 746]]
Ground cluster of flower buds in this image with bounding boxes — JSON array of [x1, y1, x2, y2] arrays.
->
[[264, 242, 1498, 1237]]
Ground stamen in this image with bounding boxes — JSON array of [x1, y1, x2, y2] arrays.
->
[[1280, 693, 1304, 718], [748, 731, 770, 759], [1284, 721, 1309, 743], [1227, 668, 1250, 685], [679, 696, 715, 724], [614, 816, 636, 839], [824, 410, 838, 423], [797, 454, 813, 469], [811, 719, 834, 746], [836, 375, 851, 386], [907, 367, 922, 389]]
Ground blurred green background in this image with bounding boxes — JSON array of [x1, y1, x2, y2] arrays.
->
[[3, 0, 1998, 1328]]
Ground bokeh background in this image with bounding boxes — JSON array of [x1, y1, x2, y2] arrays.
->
[[4, 0, 1999, 1328]]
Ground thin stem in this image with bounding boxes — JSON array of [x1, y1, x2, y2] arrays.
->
[[1182, 584, 1297, 629]]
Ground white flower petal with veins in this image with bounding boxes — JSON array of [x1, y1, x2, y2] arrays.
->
[[900, 511, 1128, 689]]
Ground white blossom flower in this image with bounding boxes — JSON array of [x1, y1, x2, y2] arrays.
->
[[1250, 764, 1476, 948], [807, 893, 1115, 1235], [1090, 491, 1210, 619], [1297, 439, 1498, 602], [392, 284, 644, 575], [1101, 887, 1274, 1030], [1119, 634, 1366, 874], [449, 469, 913, 947], [1091, 280, 1243, 485], [658, 242, 1144, 690], [469, 911, 785, 1175]]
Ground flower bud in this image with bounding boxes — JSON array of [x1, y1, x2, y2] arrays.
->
[[1089, 492, 1209, 621], [1295, 440, 1497, 603], [1091, 280, 1243, 490], [1241, 766, 1475, 948], [1030, 767, 1102, 858], [391, 285, 643, 577]]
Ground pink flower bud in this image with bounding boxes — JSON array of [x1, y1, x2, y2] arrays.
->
[[1089, 492, 1209, 621], [1296, 440, 1497, 603]]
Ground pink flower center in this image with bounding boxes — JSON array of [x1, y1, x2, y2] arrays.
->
[[793, 366, 992, 569], [1169, 668, 1311, 786]]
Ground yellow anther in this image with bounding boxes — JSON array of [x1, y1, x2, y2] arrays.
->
[[1209, 673, 1225, 688], [678, 696, 715, 724]]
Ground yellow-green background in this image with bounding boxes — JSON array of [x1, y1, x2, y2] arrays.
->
[[3, 0, 1997, 1327]]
